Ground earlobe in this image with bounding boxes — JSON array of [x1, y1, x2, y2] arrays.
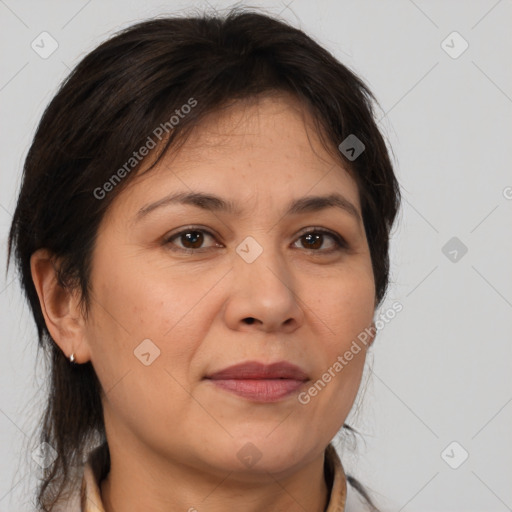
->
[[30, 248, 91, 364]]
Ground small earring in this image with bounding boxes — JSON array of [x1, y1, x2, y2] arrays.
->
[[69, 353, 76, 363]]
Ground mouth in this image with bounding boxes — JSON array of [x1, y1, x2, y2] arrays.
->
[[204, 360, 309, 403]]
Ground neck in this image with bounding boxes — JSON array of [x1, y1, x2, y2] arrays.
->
[[100, 442, 330, 512]]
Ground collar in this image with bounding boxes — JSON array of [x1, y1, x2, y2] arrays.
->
[[81, 442, 347, 512]]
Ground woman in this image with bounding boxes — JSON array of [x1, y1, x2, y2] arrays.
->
[[7, 8, 400, 512]]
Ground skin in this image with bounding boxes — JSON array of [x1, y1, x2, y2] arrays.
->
[[31, 92, 376, 512]]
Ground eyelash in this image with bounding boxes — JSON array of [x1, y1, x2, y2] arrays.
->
[[163, 226, 348, 254]]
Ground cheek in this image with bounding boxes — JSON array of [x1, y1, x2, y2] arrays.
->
[[85, 252, 220, 392], [311, 263, 375, 343], [84, 263, 206, 434], [89, 246, 200, 336], [299, 262, 374, 415]]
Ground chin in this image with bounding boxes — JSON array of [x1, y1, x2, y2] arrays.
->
[[215, 435, 313, 477]]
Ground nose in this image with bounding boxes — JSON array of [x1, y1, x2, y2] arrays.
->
[[223, 239, 305, 333]]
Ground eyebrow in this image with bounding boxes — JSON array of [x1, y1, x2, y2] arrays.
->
[[135, 191, 362, 224]]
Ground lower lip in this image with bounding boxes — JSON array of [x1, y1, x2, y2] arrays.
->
[[206, 378, 307, 402]]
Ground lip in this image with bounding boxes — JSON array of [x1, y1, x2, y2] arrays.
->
[[205, 360, 309, 380], [204, 361, 309, 403]]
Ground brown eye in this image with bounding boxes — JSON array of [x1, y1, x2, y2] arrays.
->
[[180, 231, 205, 249], [301, 233, 323, 250], [294, 229, 347, 253], [164, 228, 220, 252]]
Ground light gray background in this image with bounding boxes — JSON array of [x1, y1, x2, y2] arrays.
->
[[1, 1, 511, 511]]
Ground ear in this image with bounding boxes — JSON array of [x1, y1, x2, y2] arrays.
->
[[30, 248, 91, 364]]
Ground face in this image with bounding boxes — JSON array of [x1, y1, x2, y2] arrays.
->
[[82, 93, 376, 480]]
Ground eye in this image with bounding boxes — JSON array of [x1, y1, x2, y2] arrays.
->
[[163, 227, 348, 254], [163, 228, 221, 252], [293, 229, 348, 253]]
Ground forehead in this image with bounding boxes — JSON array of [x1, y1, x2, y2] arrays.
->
[[113, 92, 361, 221], [166, 92, 340, 168]]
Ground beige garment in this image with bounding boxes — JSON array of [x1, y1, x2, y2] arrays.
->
[[80, 442, 347, 511]]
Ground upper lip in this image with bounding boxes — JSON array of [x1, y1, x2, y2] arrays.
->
[[205, 361, 309, 381]]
